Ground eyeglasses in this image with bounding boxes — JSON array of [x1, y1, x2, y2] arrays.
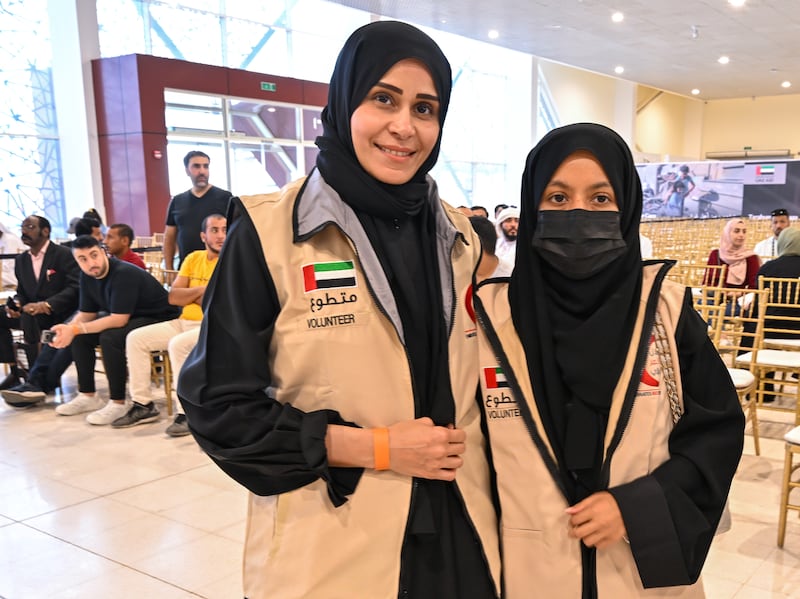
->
[[771, 209, 789, 217]]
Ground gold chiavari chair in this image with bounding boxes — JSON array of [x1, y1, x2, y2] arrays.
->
[[667, 262, 726, 289], [778, 425, 800, 547], [711, 287, 767, 455], [132, 235, 154, 249], [143, 265, 178, 415], [150, 350, 173, 416], [667, 263, 727, 316], [735, 276, 800, 423]]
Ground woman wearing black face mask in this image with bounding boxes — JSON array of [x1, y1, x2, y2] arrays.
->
[[474, 123, 744, 598]]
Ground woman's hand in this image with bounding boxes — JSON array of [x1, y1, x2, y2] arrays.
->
[[326, 418, 467, 481], [387, 417, 466, 481], [565, 491, 627, 549]]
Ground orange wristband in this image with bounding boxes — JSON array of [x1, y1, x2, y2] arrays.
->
[[373, 427, 390, 471]]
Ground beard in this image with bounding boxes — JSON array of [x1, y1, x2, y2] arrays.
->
[[502, 229, 517, 242]]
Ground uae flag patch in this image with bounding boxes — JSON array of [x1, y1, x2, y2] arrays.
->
[[483, 367, 509, 389], [303, 261, 357, 292]]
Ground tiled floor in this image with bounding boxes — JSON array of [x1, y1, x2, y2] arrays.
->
[[1, 369, 799, 598], [0, 369, 246, 598]]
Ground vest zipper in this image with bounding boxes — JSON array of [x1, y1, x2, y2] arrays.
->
[[584, 262, 674, 599], [450, 478, 500, 598], [444, 237, 498, 597], [333, 227, 421, 598], [599, 261, 674, 487], [445, 231, 460, 337]]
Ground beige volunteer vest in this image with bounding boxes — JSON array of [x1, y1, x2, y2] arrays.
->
[[237, 177, 500, 599], [476, 264, 704, 598]]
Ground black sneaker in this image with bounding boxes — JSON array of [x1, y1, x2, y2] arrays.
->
[[111, 401, 160, 428], [0, 369, 22, 391], [2, 382, 46, 408], [165, 413, 191, 437]]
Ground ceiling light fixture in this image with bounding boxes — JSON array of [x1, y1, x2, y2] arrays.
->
[[690, 25, 699, 40], [691, 89, 700, 95], [782, 81, 792, 88], [728, 0, 746, 6], [488, 29, 499, 40], [718, 56, 730, 65], [614, 66, 624, 75], [611, 12, 624, 23]]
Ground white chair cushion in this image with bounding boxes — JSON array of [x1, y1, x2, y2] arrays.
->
[[785, 426, 800, 445], [752, 349, 800, 368], [726, 368, 755, 389]]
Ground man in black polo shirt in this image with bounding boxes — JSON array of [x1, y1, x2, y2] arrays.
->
[[162, 150, 231, 268], [49, 236, 180, 424]]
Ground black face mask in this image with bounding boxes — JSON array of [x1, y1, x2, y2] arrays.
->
[[531, 209, 627, 279]]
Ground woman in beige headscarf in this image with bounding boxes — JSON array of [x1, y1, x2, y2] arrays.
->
[[705, 218, 761, 290]]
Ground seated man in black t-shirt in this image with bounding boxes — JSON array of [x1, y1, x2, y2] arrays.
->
[[48, 236, 180, 424]]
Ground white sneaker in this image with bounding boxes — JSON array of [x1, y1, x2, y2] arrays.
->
[[55, 393, 106, 416], [86, 400, 130, 426]]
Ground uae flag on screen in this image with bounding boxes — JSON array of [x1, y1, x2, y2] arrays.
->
[[303, 261, 357, 292], [484, 367, 509, 389], [756, 165, 775, 176]]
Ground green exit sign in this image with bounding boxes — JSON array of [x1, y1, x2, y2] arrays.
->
[[261, 82, 277, 92], [744, 146, 752, 150]]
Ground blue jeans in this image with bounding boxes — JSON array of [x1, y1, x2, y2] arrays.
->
[[27, 344, 73, 393]]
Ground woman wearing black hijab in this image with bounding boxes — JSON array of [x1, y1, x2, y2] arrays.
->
[[474, 123, 743, 598], [178, 21, 500, 599]]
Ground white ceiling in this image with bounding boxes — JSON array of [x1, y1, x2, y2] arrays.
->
[[331, 0, 800, 101]]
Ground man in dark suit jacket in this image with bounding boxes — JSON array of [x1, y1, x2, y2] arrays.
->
[[0, 215, 80, 388]]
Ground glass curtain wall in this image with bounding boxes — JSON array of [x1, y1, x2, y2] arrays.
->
[[0, 0, 557, 222], [0, 0, 63, 231], [97, 0, 536, 208], [164, 90, 321, 197]]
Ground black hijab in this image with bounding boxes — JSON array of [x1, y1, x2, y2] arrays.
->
[[315, 20, 451, 219], [314, 21, 461, 554], [313, 20, 454, 418], [509, 123, 643, 501]]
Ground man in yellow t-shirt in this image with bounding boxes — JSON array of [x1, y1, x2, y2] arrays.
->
[[113, 214, 227, 433]]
